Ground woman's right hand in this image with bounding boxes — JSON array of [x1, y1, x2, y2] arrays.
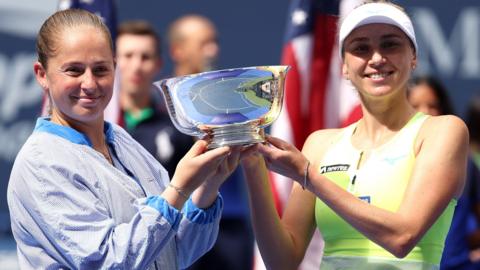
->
[[169, 140, 231, 199], [257, 135, 310, 184], [240, 144, 263, 168], [240, 129, 267, 169]]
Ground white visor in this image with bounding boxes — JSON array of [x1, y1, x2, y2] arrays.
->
[[338, 2, 417, 58]]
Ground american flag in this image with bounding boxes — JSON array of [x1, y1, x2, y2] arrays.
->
[[254, 0, 362, 269]]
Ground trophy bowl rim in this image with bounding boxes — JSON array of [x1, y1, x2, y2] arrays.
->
[[153, 65, 290, 140], [159, 65, 290, 83]]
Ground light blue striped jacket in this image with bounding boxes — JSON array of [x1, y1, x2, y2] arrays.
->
[[7, 118, 223, 270]]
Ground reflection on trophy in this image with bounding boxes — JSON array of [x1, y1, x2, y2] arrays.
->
[[154, 66, 290, 148]]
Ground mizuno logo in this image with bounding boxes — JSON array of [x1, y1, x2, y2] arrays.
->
[[383, 154, 408, 165]]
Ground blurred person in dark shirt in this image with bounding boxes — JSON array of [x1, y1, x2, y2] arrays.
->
[[464, 96, 480, 266], [116, 20, 192, 178], [168, 14, 253, 270]]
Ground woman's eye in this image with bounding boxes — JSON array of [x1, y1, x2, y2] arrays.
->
[[93, 66, 111, 75], [353, 44, 369, 54], [65, 67, 83, 76], [382, 41, 400, 49]]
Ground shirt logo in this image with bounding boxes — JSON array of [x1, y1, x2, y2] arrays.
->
[[383, 153, 408, 165], [320, 164, 350, 174], [358, 196, 371, 204]]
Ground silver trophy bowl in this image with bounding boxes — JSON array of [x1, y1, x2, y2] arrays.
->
[[154, 65, 290, 148]]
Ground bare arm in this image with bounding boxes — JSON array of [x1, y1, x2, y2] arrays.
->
[[241, 130, 338, 269], [259, 115, 469, 258]]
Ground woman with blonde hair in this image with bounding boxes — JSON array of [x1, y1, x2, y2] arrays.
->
[[8, 9, 243, 269], [242, 1, 469, 269]]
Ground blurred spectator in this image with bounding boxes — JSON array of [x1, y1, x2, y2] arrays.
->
[[168, 14, 253, 270], [408, 75, 480, 270], [464, 96, 480, 266], [408, 75, 454, 116], [168, 14, 219, 75], [466, 97, 480, 169], [116, 20, 192, 178]]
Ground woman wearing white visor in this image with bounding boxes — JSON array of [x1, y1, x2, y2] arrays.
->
[[242, 1, 468, 269]]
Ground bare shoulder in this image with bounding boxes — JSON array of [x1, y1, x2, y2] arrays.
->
[[416, 115, 469, 156], [419, 115, 468, 142], [302, 128, 344, 163], [414, 115, 469, 198]]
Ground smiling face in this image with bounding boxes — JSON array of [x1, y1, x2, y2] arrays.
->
[[35, 25, 115, 126], [342, 23, 416, 100]]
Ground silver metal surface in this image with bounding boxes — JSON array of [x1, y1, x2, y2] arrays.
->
[[154, 66, 290, 148]]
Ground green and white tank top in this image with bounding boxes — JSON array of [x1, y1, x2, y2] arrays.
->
[[315, 112, 456, 270]]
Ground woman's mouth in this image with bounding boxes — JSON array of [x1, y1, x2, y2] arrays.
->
[[73, 95, 102, 106], [365, 71, 393, 81]]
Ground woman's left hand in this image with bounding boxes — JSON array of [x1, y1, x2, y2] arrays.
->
[[191, 145, 247, 208], [257, 135, 310, 184], [205, 145, 243, 188]]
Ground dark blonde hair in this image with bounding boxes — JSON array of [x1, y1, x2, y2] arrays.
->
[[36, 9, 113, 69]]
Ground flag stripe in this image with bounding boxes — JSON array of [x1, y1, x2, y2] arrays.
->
[[309, 14, 338, 135], [281, 43, 304, 148]]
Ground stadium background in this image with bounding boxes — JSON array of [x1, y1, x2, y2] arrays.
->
[[1, 0, 480, 235]]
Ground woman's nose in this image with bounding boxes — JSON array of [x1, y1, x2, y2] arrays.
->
[[81, 70, 96, 91], [369, 51, 385, 66]]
